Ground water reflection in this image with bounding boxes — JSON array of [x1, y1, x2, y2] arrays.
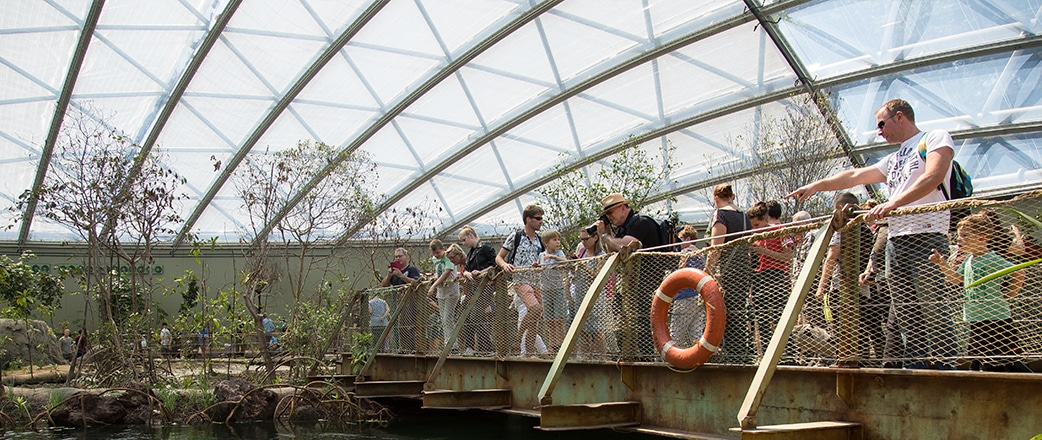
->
[[0, 410, 659, 440]]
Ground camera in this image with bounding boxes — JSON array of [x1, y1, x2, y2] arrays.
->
[[585, 215, 609, 235]]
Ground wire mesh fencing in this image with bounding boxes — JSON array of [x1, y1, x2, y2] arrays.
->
[[355, 190, 1042, 372]]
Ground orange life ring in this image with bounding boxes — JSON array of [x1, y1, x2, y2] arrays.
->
[[650, 268, 726, 370]]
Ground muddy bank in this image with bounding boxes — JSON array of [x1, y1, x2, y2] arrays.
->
[[0, 362, 388, 429]]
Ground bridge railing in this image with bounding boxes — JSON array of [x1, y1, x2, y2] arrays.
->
[[357, 190, 1042, 372]]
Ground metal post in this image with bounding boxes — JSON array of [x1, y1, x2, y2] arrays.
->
[[737, 218, 835, 430], [356, 285, 414, 381], [426, 277, 489, 390], [538, 243, 635, 405]]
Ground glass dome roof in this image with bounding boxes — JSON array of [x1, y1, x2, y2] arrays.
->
[[2, 0, 1040, 246]]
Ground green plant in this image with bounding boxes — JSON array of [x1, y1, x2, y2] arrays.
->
[[538, 135, 679, 245], [157, 385, 179, 409], [280, 280, 351, 374], [190, 390, 214, 408], [5, 358, 23, 371], [0, 252, 65, 374], [48, 390, 63, 409], [0, 252, 65, 319], [13, 396, 30, 418], [350, 332, 374, 375]]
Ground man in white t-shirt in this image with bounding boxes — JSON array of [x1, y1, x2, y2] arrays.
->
[[160, 323, 173, 358], [788, 98, 956, 369]]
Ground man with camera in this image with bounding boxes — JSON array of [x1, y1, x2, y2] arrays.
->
[[594, 193, 661, 251], [593, 193, 662, 360], [380, 248, 420, 352]]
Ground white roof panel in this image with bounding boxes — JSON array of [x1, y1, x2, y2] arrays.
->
[[0, 0, 1038, 245]]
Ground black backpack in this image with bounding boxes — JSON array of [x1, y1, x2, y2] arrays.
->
[[624, 212, 678, 251], [653, 216, 679, 252]]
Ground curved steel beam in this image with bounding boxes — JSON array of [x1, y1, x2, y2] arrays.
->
[[93, 0, 243, 241], [428, 36, 1042, 238], [17, 0, 106, 250], [432, 87, 801, 238], [649, 120, 1042, 207], [645, 35, 1042, 208], [742, 0, 859, 167], [172, 0, 390, 250], [135, 0, 242, 167], [436, 117, 1042, 239], [818, 35, 1042, 91], [248, 0, 565, 248], [336, 1, 817, 243]]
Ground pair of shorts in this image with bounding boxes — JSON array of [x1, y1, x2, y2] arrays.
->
[[542, 287, 569, 319], [426, 315, 442, 339]]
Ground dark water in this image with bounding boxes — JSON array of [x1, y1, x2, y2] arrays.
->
[[0, 409, 661, 440]]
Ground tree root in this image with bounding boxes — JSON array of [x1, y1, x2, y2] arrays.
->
[[0, 410, 15, 429], [259, 355, 332, 384], [183, 382, 390, 425]]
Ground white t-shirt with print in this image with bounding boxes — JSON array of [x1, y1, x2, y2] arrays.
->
[[872, 130, 954, 237]]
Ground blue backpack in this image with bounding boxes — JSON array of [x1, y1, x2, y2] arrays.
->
[[917, 135, 973, 200]]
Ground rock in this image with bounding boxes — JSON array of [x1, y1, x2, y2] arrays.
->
[[290, 404, 321, 421], [117, 382, 159, 424], [208, 378, 277, 422], [48, 383, 163, 427], [0, 319, 65, 367], [50, 392, 127, 427]]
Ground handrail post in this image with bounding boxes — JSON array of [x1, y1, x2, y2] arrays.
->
[[737, 217, 836, 430], [538, 242, 636, 405], [356, 284, 415, 381], [836, 208, 862, 367], [426, 277, 489, 390]]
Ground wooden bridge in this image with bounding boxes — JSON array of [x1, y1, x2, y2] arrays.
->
[[326, 203, 1042, 439], [324, 352, 1041, 439]]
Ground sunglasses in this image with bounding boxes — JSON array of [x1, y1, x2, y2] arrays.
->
[[530, 216, 543, 221], [580, 236, 594, 241], [877, 113, 896, 130]]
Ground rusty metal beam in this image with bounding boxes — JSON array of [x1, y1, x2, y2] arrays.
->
[[356, 286, 418, 380], [354, 380, 425, 398], [422, 389, 511, 409], [733, 421, 863, 440], [538, 248, 629, 405], [426, 277, 491, 391], [364, 353, 1042, 438], [537, 401, 641, 431]]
